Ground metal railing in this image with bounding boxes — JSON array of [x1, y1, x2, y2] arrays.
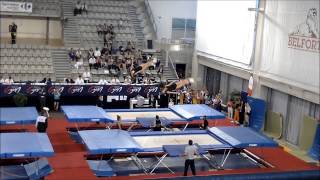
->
[[144, 0, 157, 39], [167, 51, 179, 79]]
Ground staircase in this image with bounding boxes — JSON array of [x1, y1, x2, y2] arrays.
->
[[156, 51, 179, 80], [62, 0, 81, 47], [51, 48, 72, 82], [128, 6, 145, 49]]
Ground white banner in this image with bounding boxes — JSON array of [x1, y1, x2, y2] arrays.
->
[[260, 0, 319, 92], [0, 1, 32, 13]]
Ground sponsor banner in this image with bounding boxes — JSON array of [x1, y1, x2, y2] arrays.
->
[[0, 1, 32, 13], [0, 84, 159, 97]]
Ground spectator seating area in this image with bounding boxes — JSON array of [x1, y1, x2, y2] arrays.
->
[[0, 44, 55, 82], [75, 0, 136, 48]]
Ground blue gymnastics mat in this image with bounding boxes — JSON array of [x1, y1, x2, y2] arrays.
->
[[0, 107, 38, 125], [170, 104, 225, 121], [61, 105, 113, 123]]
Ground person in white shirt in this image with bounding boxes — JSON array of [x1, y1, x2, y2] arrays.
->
[[0, 76, 5, 83], [183, 140, 198, 176], [88, 56, 96, 70], [245, 102, 251, 126], [94, 47, 101, 58], [4, 76, 14, 84], [75, 75, 84, 84], [35, 112, 48, 133], [168, 98, 174, 108], [82, 69, 91, 83], [74, 60, 83, 69], [98, 79, 106, 85]]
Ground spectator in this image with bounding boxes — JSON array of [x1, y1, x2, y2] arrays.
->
[[94, 47, 101, 58], [75, 48, 82, 61], [74, 1, 82, 16], [0, 76, 5, 83], [239, 100, 245, 126], [69, 48, 76, 61], [74, 60, 83, 69], [53, 88, 61, 111], [9, 22, 17, 44], [168, 98, 174, 108], [75, 75, 84, 84], [227, 99, 233, 119], [88, 56, 96, 70], [40, 78, 47, 83], [82, 68, 91, 83], [118, 18, 124, 29], [4, 76, 14, 84], [47, 78, 52, 85], [82, 3, 88, 14], [88, 48, 94, 57]]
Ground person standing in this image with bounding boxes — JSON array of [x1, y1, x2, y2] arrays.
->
[[227, 99, 233, 119], [53, 88, 61, 111], [153, 115, 162, 131], [9, 22, 17, 44], [35, 111, 48, 133], [183, 140, 198, 176], [202, 115, 208, 130], [239, 101, 245, 126]]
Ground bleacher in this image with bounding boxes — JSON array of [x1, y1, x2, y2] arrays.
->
[[0, 44, 55, 82]]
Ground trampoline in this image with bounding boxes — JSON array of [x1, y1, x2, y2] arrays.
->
[[105, 104, 226, 131], [0, 132, 55, 180], [61, 105, 112, 123], [79, 127, 277, 176], [0, 107, 38, 125]]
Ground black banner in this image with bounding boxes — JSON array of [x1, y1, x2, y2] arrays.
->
[[0, 84, 160, 97]]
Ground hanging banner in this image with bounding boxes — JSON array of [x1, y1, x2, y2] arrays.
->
[[0, 84, 160, 97], [0, 1, 33, 13], [260, 0, 319, 90]]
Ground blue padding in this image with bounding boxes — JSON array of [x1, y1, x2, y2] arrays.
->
[[24, 158, 53, 180], [87, 160, 115, 177], [136, 117, 172, 128], [163, 144, 206, 157], [0, 165, 29, 180], [0, 107, 38, 125], [0, 133, 54, 158], [308, 124, 320, 160], [78, 130, 143, 154], [105, 108, 171, 112], [247, 96, 266, 131], [170, 104, 225, 121], [61, 105, 112, 123], [209, 127, 278, 148]]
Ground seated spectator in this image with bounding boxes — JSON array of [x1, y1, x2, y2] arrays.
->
[[98, 78, 108, 85], [82, 68, 91, 83], [111, 76, 120, 84], [75, 75, 84, 84], [88, 56, 96, 70], [75, 48, 82, 61], [88, 48, 94, 57], [69, 48, 76, 61], [94, 47, 101, 58], [40, 78, 47, 83], [4, 76, 14, 84], [74, 60, 83, 69], [74, 1, 82, 16], [82, 3, 88, 14], [118, 18, 124, 29], [0, 76, 5, 83]]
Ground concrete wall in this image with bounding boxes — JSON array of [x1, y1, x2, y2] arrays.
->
[[148, 0, 197, 39], [0, 16, 62, 40]]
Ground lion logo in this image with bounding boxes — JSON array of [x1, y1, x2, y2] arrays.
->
[[290, 8, 319, 38]]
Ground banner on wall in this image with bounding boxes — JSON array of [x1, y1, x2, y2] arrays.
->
[[260, 0, 320, 90], [0, 1, 32, 13], [0, 84, 160, 97]]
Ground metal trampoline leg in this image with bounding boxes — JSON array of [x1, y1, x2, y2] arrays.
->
[[149, 153, 168, 174], [182, 123, 189, 131], [153, 154, 174, 174], [221, 149, 232, 167]]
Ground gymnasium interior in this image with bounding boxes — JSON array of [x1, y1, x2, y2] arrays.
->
[[0, 0, 319, 179]]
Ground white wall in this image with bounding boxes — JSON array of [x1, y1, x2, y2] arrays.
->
[[0, 17, 62, 39], [148, 0, 197, 39]]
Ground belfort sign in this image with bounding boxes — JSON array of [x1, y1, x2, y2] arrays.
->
[[288, 8, 319, 53]]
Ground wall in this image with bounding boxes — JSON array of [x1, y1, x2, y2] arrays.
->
[[0, 16, 62, 40], [148, 0, 197, 39]]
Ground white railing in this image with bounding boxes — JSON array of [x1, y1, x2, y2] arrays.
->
[[144, 0, 157, 39]]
